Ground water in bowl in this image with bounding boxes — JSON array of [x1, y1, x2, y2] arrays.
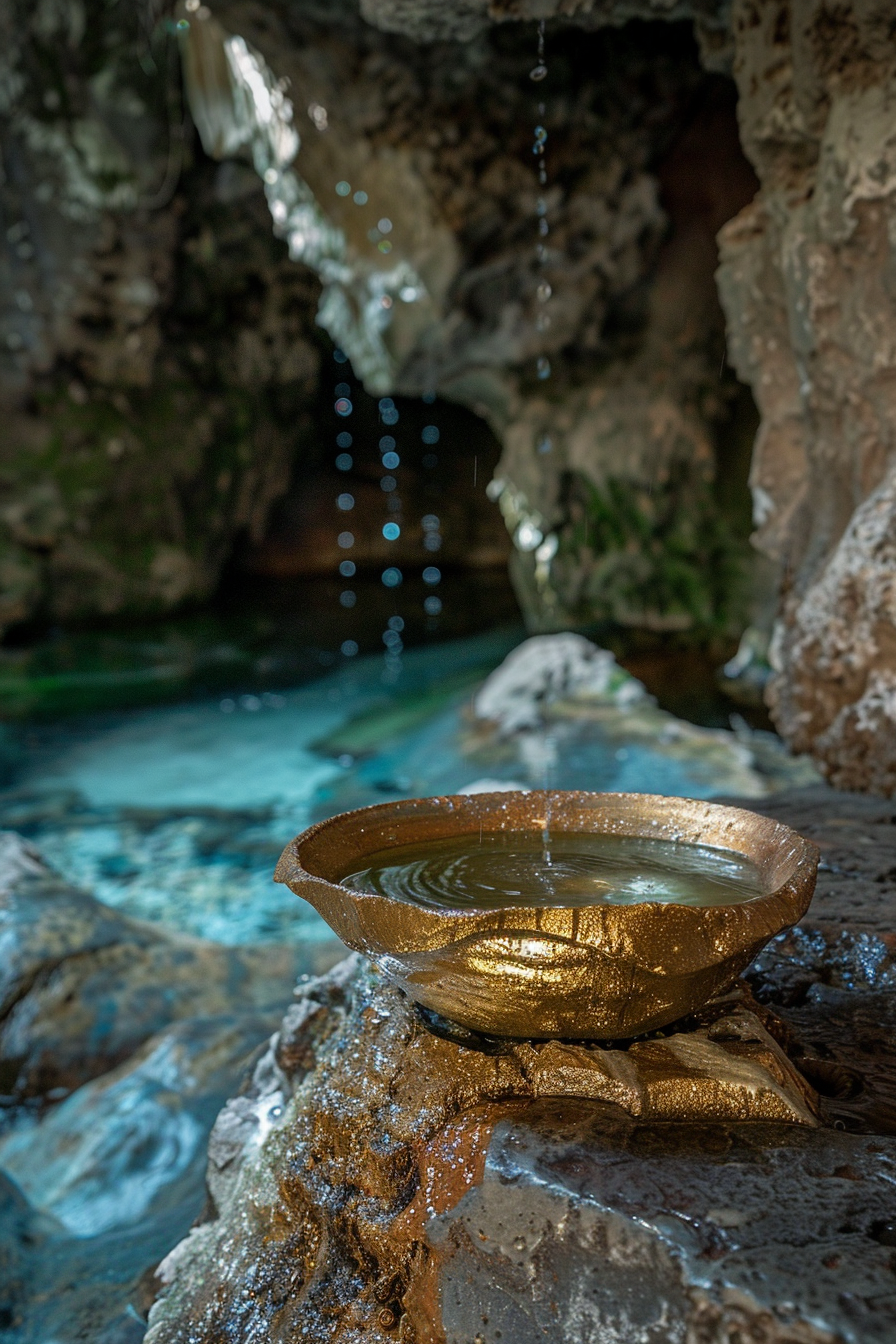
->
[[340, 831, 765, 911]]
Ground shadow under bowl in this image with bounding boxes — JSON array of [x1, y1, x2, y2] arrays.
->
[[274, 791, 818, 1040]]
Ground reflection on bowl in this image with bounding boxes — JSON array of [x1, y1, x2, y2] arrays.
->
[[274, 791, 818, 1039]]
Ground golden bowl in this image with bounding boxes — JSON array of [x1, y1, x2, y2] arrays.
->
[[274, 791, 818, 1040]]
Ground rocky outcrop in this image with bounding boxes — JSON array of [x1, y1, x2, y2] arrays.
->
[[765, 467, 896, 795], [356, 0, 896, 787], [715, 3, 896, 791], [1, 0, 759, 640], [462, 632, 820, 798], [0, 828, 343, 1340], [144, 784, 896, 1344], [0, 829, 322, 1102]]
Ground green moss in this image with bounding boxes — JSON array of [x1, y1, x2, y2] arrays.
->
[[552, 466, 750, 635]]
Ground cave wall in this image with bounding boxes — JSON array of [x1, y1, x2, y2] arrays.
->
[[0, 0, 758, 643], [4, 0, 895, 792], [0, 0, 328, 628], [359, 0, 896, 793], [716, 1, 896, 793]]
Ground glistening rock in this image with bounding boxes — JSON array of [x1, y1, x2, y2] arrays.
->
[[145, 918, 896, 1342]]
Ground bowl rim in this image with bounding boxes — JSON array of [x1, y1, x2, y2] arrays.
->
[[275, 790, 819, 943]]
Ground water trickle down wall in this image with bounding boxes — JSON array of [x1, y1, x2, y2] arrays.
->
[[177, 4, 452, 396], [487, 20, 561, 625], [179, 4, 460, 663]]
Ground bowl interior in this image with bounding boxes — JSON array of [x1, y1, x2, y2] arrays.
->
[[297, 790, 811, 908]]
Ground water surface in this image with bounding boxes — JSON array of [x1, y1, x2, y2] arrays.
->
[[341, 831, 764, 910]]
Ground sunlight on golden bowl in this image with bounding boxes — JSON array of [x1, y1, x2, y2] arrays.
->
[[274, 791, 818, 1040]]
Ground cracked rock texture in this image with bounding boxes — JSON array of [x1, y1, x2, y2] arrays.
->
[[146, 785, 896, 1344]]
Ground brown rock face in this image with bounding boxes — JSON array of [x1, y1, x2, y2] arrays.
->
[[715, 2, 896, 791], [357, 0, 896, 785], [764, 470, 896, 794]]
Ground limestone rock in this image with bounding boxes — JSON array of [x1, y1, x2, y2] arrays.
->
[[712, 4, 896, 790], [0, 830, 314, 1102], [0, 1012, 280, 1344], [472, 632, 645, 734], [0, 833, 339, 1341], [0, 1012, 276, 1239], [766, 467, 896, 795], [465, 632, 819, 798], [145, 946, 896, 1340], [0, 0, 318, 629]]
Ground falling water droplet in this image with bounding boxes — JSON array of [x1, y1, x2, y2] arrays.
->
[[537, 281, 552, 302], [537, 356, 551, 380], [537, 434, 553, 454], [529, 63, 548, 81]]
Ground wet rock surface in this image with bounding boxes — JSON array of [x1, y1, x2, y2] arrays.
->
[[0, 1018, 272, 1344], [0, 830, 342, 1343], [146, 784, 896, 1344], [0, 830, 322, 1103]]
